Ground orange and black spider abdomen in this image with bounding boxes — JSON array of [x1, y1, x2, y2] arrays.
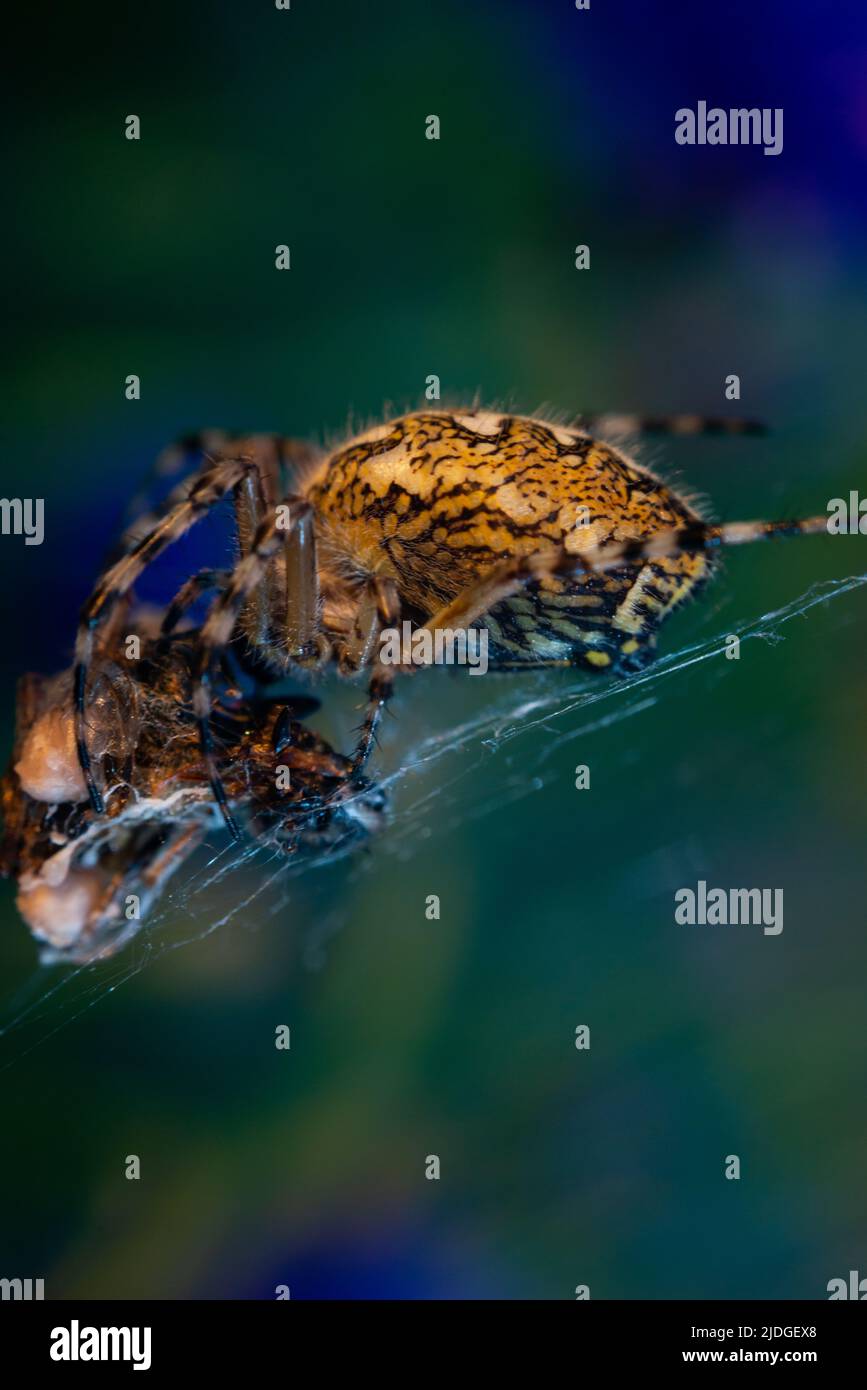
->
[[305, 410, 714, 672]]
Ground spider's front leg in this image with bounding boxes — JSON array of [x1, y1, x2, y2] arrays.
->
[[235, 461, 325, 668], [160, 569, 231, 638], [74, 456, 259, 814], [399, 539, 647, 674], [104, 430, 239, 568], [107, 430, 319, 568], [338, 576, 401, 776], [349, 666, 398, 776], [411, 509, 839, 664], [192, 494, 325, 838], [282, 498, 321, 663]]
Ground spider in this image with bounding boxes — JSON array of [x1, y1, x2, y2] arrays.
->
[[73, 409, 847, 840], [2, 633, 386, 961]]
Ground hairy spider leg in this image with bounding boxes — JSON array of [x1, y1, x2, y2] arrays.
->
[[232, 442, 280, 652], [191, 497, 319, 839], [283, 499, 321, 661], [74, 457, 260, 814], [160, 569, 232, 637], [228, 436, 328, 666], [405, 511, 839, 670], [574, 413, 766, 437], [339, 576, 401, 775], [107, 430, 315, 567], [102, 430, 238, 567]]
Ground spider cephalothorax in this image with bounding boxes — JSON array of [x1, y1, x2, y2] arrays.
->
[[72, 409, 844, 838]]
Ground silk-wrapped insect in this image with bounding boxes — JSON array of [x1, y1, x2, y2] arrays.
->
[[0, 633, 385, 963]]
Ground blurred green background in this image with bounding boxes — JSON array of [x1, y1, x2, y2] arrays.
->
[[1, 0, 866, 1298]]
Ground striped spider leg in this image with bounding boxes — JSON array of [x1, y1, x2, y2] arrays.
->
[[396, 511, 835, 677], [72, 452, 311, 832]]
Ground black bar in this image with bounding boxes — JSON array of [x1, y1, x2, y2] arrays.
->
[[1, 1298, 863, 1373]]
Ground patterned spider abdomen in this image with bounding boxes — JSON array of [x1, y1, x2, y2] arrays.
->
[[306, 411, 712, 671]]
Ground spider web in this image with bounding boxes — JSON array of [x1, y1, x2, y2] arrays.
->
[[1, 569, 865, 1068]]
